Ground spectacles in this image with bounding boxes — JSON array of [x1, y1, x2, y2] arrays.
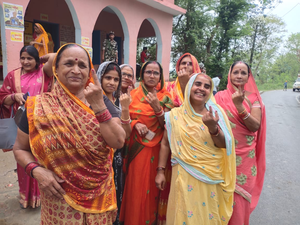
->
[[144, 70, 160, 76], [122, 72, 133, 79]]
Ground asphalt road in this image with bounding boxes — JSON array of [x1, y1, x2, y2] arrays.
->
[[250, 89, 300, 225], [0, 89, 299, 225]]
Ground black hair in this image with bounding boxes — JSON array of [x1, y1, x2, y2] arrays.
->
[[140, 61, 163, 81], [230, 61, 251, 74], [102, 62, 122, 99], [143, 47, 147, 51], [20, 46, 40, 69], [218, 73, 223, 79], [55, 44, 91, 70]]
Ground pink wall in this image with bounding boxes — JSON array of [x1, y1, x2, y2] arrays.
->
[[1, 0, 183, 80]]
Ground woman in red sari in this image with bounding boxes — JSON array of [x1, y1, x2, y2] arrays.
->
[[215, 61, 266, 225], [120, 61, 173, 225], [0, 46, 54, 208], [13, 43, 126, 224]]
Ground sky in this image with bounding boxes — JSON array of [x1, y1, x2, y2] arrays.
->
[[266, 0, 300, 38]]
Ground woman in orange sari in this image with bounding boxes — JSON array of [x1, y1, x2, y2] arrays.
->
[[120, 61, 173, 225], [215, 61, 266, 225], [30, 23, 49, 57], [13, 43, 126, 224]]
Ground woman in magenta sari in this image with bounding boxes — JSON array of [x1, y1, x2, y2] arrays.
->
[[0, 45, 54, 208], [215, 61, 266, 225]]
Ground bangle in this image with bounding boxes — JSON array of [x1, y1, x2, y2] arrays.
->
[[121, 117, 131, 124], [96, 109, 112, 123], [11, 93, 15, 101], [25, 162, 41, 178], [243, 113, 250, 120], [209, 126, 220, 137], [94, 107, 107, 115], [156, 166, 165, 172], [238, 108, 246, 115], [155, 107, 164, 117], [238, 108, 248, 118]]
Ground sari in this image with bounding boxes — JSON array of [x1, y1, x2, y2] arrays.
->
[[166, 53, 201, 107], [215, 67, 266, 225], [165, 73, 236, 224], [34, 23, 49, 57], [158, 53, 200, 224], [120, 62, 173, 225], [26, 43, 117, 224], [0, 64, 52, 208]]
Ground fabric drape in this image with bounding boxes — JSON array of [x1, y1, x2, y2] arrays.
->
[[34, 23, 49, 57]]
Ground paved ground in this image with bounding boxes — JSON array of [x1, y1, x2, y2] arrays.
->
[[0, 89, 299, 225]]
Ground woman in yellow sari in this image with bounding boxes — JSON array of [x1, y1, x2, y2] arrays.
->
[[30, 23, 49, 57], [156, 73, 236, 224], [13, 43, 126, 224]]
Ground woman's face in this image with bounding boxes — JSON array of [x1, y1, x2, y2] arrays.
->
[[101, 70, 120, 95], [178, 56, 193, 76], [20, 52, 37, 73], [121, 66, 134, 89], [34, 25, 40, 34], [230, 62, 249, 87], [190, 75, 211, 105], [143, 63, 160, 89], [56, 46, 90, 94]]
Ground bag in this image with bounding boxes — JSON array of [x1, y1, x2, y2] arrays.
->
[[0, 105, 18, 149]]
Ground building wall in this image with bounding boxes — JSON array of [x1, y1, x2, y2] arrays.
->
[[0, 0, 178, 80]]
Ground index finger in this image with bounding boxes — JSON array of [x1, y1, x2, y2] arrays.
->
[[238, 85, 243, 94], [91, 68, 101, 87], [209, 106, 213, 114]]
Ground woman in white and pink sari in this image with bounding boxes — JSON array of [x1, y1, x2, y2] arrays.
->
[[0, 45, 55, 208], [215, 61, 266, 225]]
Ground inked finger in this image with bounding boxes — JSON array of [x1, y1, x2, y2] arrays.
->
[[91, 69, 101, 87], [214, 110, 219, 121]]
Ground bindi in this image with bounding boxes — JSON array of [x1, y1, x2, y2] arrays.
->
[[75, 58, 78, 61]]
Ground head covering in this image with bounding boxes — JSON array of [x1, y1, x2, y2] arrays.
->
[[120, 64, 135, 80], [96, 61, 121, 99], [34, 23, 49, 57], [167, 53, 201, 107], [108, 31, 114, 35], [215, 62, 266, 213]]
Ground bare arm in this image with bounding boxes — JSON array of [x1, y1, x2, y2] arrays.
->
[[156, 107, 170, 128], [84, 69, 126, 149], [120, 90, 132, 138], [41, 53, 56, 77], [155, 130, 170, 190]]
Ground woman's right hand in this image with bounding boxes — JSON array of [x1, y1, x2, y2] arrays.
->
[[14, 93, 26, 105], [134, 123, 148, 137], [32, 167, 66, 200], [155, 172, 166, 191], [120, 87, 132, 109]]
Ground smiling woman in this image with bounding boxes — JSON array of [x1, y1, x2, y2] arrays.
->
[[12, 43, 126, 224]]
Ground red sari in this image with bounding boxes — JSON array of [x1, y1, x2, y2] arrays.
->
[[120, 77, 173, 225], [0, 65, 52, 208], [215, 67, 266, 225]]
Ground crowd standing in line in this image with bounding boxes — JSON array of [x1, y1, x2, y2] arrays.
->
[[0, 38, 266, 224]]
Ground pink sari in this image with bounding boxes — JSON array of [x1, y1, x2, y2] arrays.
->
[[215, 66, 266, 225], [0, 64, 53, 208]]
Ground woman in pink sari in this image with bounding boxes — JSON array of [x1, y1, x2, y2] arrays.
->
[[215, 61, 266, 225], [0, 45, 54, 208]]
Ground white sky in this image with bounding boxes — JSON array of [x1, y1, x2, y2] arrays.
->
[[266, 0, 300, 38]]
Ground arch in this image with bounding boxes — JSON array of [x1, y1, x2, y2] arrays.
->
[[95, 5, 130, 64], [145, 18, 162, 63], [65, 0, 81, 44], [0, 4, 7, 77]]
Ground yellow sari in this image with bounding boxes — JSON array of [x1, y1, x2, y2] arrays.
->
[[34, 23, 49, 57], [165, 74, 236, 224]]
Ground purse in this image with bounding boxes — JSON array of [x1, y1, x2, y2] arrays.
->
[[0, 104, 18, 149]]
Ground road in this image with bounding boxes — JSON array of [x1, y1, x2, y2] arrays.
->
[[250, 89, 300, 225], [0, 89, 299, 225]]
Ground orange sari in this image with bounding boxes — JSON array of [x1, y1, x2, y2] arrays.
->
[[26, 44, 117, 221], [120, 63, 173, 225], [34, 23, 49, 57]]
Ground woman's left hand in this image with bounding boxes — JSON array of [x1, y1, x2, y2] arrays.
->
[[146, 89, 161, 112], [203, 106, 219, 133], [120, 91, 131, 110]]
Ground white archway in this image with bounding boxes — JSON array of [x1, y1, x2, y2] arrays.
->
[[145, 18, 162, 63], [65, 0, 81, 44]]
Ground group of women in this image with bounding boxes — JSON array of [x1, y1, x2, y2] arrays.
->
[[0, 41, 266, 225]]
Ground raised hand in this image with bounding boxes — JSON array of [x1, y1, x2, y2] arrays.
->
[[83, 69, 105, 111], [232, 85, 245, 107], [202, 106, 219, 133], [134, 123, 149, 137], [120, 87, 132, 110], [146, 89, 161, 112]]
